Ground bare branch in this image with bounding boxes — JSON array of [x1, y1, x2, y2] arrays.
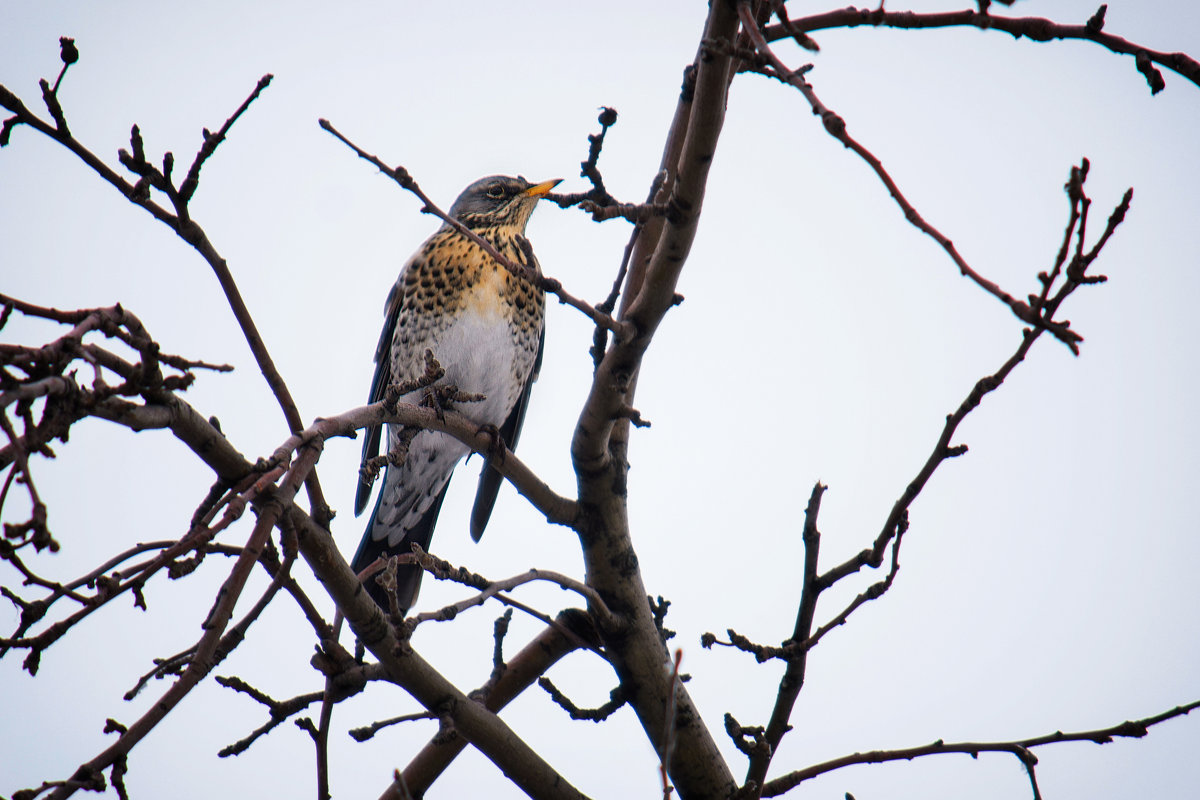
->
[[215, 677, 325, 757], [538, 679, 627, 722], [743, 482, 825, 790], [547, 106, 667, 224], [0, 66, 328, 523], [765, 8, 1200, 94], [817, 160, 1123, 599], [802, 519, 905, 652], [401, 547, 621, 633], [41, 442, 318, 799], [761, 700, 1200, 796], [288, 508, 594, 800], [275, 397, 579, 530], [724, 712, 770, 760], [348, 710, 437, 743], [1, 466, 272, 670], [563, 4, 746, 798], [318, 118, 629, 340], [0, 413, 51, 554], [395, 609, 599, 797], [736, 3, 1084, 350], [178, 74, 273, 204]]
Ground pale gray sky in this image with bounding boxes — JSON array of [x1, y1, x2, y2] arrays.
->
[[2, 2, 1199, 798]]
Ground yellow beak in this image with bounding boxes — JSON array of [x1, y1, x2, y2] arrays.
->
[[523, 179, 562, 198]]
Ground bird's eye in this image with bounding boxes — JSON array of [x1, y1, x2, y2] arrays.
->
[[485, 184, 506, 199]]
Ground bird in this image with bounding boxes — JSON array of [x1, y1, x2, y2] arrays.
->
[[351, 174, 559, 614]]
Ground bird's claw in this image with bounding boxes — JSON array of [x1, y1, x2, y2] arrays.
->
[[476, 423, 506, 465]]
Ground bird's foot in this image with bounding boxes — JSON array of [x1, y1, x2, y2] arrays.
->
[[420, 383, 485, 421], [385, 351, 447, 410], [476, 422, 506, 465], [420, 383, 452, 421], [445, 387, 486, 404]]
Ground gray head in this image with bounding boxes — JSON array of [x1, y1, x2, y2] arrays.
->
[[448, 175, 561, 231]]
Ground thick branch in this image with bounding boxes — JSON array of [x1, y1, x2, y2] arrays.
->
[[288, 507, 591, 800], [394, 609, 599, 798], [565, 3, 745, 799]]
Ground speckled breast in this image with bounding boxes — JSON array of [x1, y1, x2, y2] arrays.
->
[[391, 226, 544, 425]]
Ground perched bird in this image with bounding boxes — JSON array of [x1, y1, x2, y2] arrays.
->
[[352, 174, 559, 614]]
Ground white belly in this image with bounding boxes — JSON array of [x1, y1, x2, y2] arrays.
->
[[429, 304, 524, 428]]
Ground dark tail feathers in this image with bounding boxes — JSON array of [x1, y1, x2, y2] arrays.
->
[[351, 480, 451, 614]]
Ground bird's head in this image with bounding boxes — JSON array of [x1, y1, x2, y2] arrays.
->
[[448, 175, 561, 232]]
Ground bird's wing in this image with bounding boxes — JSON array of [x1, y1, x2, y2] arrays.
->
[[355, 278, 404, 516], [469, 324, 545, 542]]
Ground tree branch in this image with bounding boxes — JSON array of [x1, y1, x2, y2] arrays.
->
[[760, 699, 1200, 796], [565, 3, 746, 798], [378, 547, 621, 634], [393, 609, 599, 798], [278, 399, 579, 530], [765, 7, 1200, 94], [737, 4, 1084, 350], [743, 482, 825, 791], [41, 441, 317, 799], [288, 506, 593, 800], [318, 118, 630, 340], [0, 62, 330, 524]]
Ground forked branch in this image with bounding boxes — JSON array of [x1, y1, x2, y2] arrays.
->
[[730, 158, 1128, 797]]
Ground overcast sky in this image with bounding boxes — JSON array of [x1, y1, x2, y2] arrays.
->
[[2, 2, 1199, 798]]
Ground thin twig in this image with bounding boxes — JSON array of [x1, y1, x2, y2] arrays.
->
[[42, 441, 320, 800], [538, 679, 626, 723], [764, 8, 1200, 93], [178, 74, 273, 205], [0, 66, 328, 524], [760, 700, 1200, 796], [743, 482, 825, 791], [400, 546, 621, 634], [735, 1, 1083, 351], [318, 118, 629, 340], [348, 711, 438, 742]]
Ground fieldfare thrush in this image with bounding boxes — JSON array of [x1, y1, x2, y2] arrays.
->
[[352, 174, 559, 613]]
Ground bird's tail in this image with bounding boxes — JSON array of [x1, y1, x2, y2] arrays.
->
[[351, 479, 452, 615]]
